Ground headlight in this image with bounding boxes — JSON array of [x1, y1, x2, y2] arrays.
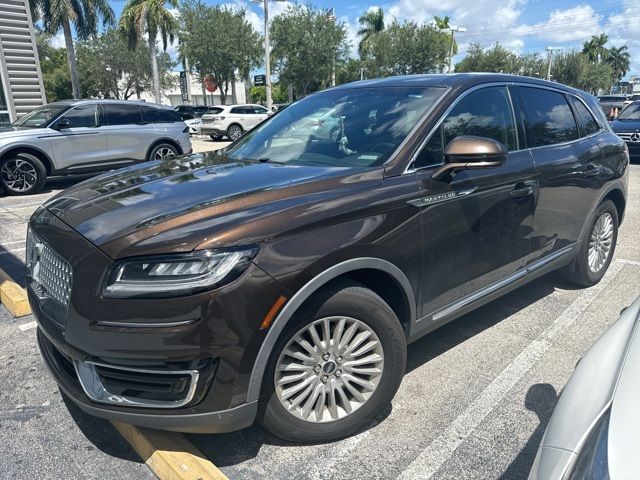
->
[[102, 247, 258, 298], [567, 408, 611, 480]]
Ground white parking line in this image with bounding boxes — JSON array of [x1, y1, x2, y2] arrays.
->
[[18, 321, 37, 332], [1, 240, 25, 246], [619, 258, 640, 267], [397, 260, 624, 480]]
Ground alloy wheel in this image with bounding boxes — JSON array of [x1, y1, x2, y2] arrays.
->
[[228, 126, 242, 141], [154, 147, 177, 161], [1, 158, 38, 193], [274, 316, 384, 423], [588, 212, 614, 273]]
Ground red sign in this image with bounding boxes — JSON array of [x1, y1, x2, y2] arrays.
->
[[204, 75, 218, 93]]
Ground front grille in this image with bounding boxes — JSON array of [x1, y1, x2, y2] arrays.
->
[[27, 229, 73, 307], [616, 132, 640, 143]]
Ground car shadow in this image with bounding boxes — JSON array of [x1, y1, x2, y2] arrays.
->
[[186, 273, 567, 469], [0, 173, 95, 197]]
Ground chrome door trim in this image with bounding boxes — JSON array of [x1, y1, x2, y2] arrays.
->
[[431, 244, 575, 322]]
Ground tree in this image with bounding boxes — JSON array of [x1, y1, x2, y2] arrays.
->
[[606, 46, 631, 92], [250, 84, 288, 104], [361, 20, 451, 78], [551, 49, 612, 93], [33, 0, 114, 99], [270, 5, 348, 98], [118, 0, 178, 104], [357, 7, 384, 56], [179, 1, 262, 105], [433, 16, 451, 30], [336, 58, 364, 84], [76, 29, 176, 100], [455, 43, 545, 77], [36, 30, 72, 101], [582, 33, 609, 63]]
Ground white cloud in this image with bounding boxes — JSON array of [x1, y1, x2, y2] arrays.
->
[[513, 4, 602, 43], [606, 0, 640, 76], [50, 31, 65, 48]]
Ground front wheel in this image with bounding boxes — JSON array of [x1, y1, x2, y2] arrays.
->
[[259, 281, 406, 443], [148, 143, 179, 162], [562, 200, 618, 286], [0, 153, 46, 195]]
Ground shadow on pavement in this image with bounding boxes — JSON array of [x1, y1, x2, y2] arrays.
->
[[0, 244, 28, 287], [500, 383, 559, 480], [62, 394, 143, 463]]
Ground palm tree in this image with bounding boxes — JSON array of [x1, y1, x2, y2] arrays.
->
[[34, 0, 115, 99], [119, 0, 178, 104], [357, 7, 384, 56], [434, 16, 451, 30], [582, 33, 609, 63], [606, 45, 631, 93]]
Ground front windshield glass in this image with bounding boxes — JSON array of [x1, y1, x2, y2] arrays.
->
[[618, 103, 640, 120], [225, 86, 445, 168], [11, 104, 69, 128]]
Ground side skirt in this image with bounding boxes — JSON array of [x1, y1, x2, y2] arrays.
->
[[407, 244, 578, 343]]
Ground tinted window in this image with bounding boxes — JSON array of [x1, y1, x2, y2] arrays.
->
[[617, 102, 640, 120], [415, 86, 517, 169], [571, 98, 600, 136], [252, 106, 269, 114], [206, 107, 223, 115], [520, 88, 578, 147], [59, 104, 99, 128], [230, 107, 248, 114], [102, 104, 143, 125], [142, 106, 181, 123]]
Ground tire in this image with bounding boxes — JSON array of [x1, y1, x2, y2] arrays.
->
[[259, 280, 406, 443], [226, 124, 243, 141], [147, 143, 179, 162], [561, 199, 618, 287], [0, 153, 46, 195]]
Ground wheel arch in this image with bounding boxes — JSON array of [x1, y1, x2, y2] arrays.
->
[[603, 188, 626, 225], [0, 145, 54, 175], [146, 138, 183, 160], [246, 257, 416, 404]]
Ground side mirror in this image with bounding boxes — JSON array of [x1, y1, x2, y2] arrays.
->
[[432, 135, 508, 181], [53, 119, 72, 130]]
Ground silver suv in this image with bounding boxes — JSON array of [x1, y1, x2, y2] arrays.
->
[[0, 100, 192, 195]]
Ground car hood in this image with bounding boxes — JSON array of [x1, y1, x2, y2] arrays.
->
[[0, 126, 50, 139], [44, 151, 383, 258], [611, 119, 640, 132]]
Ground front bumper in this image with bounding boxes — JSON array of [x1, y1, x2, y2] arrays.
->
[[28, 207, 282, 433], [200, 126, 225, 136]]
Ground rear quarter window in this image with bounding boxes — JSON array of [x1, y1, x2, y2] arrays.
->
[[142, 106, 182, 123]]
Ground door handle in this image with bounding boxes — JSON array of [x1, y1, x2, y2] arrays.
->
[[584, 165, 602, 177], [509, 184, 534, 199]]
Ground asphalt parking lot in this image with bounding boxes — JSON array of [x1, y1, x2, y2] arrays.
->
[[1, 156, 639, 479]]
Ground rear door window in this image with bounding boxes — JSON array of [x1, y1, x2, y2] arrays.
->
[[519, 87, 579, 147], [102, 104, 143, 125], [414, 86, 517, 169], [570, 98, 601, 136]]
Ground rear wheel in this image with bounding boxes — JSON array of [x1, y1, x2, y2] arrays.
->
[[0, 153, 46, 195], [148, 143, 179, 162], [562, 200, 618, 286], [227, 124, 243, 141], [259, 281, 406, 443]]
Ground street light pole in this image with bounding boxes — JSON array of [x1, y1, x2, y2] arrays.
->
[[263, 0, 272, 111], [546, 46, 562, 81], [447, 26, 466, 74]]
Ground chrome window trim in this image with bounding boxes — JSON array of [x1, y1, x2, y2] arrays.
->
[[74, 359, 200, 409]]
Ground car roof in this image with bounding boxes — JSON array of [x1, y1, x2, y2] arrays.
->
[[46, 99, 168, 109]]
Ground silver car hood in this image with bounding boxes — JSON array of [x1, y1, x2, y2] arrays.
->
[[537, 296, 640, 473], [0, 126, 52, 140]]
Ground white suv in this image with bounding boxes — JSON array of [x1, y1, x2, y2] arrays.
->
[[200, 104, 272, 141]]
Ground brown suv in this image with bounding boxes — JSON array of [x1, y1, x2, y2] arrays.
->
[[29, 74, 629, 443]]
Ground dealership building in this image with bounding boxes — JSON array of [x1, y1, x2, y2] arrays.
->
[[0, 0, 46, 126]]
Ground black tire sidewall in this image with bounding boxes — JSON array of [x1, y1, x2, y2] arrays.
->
[[0, 153, 46, 195], [575, 200, 619, 285], [260, 282, 406, 443], [148, 143, 178, 162]]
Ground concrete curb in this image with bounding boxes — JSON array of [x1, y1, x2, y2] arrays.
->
[[112, 421, 229, 480], [0, 267, 30, 317]]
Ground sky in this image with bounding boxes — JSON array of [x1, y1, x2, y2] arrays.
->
[[50, 0, 640, 77]]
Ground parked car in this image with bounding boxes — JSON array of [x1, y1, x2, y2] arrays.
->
[[30, 74, 628, 443], [174, 105, 212, 121], [0, 100, 192, 195], [611, 101, 640, 161], [529, 296, 640, 480], [598, 95, 628, 120], [288, 107, 341, 141], [200, 104, 272, 141]]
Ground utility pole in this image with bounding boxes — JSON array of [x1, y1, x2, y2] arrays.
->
[[447, 26, 466, 74], [252, 0, 284, 110], [546, 47, 562, 81]]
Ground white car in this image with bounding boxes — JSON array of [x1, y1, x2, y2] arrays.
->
[[200, 104, 272, 141], [183, 117, 202, 135]]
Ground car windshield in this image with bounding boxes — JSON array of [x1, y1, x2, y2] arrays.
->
[[11, 103, 69, 128], [599, 96, 625, 102], [618, 103, 640, 120], [225, 86, 445, 168]]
